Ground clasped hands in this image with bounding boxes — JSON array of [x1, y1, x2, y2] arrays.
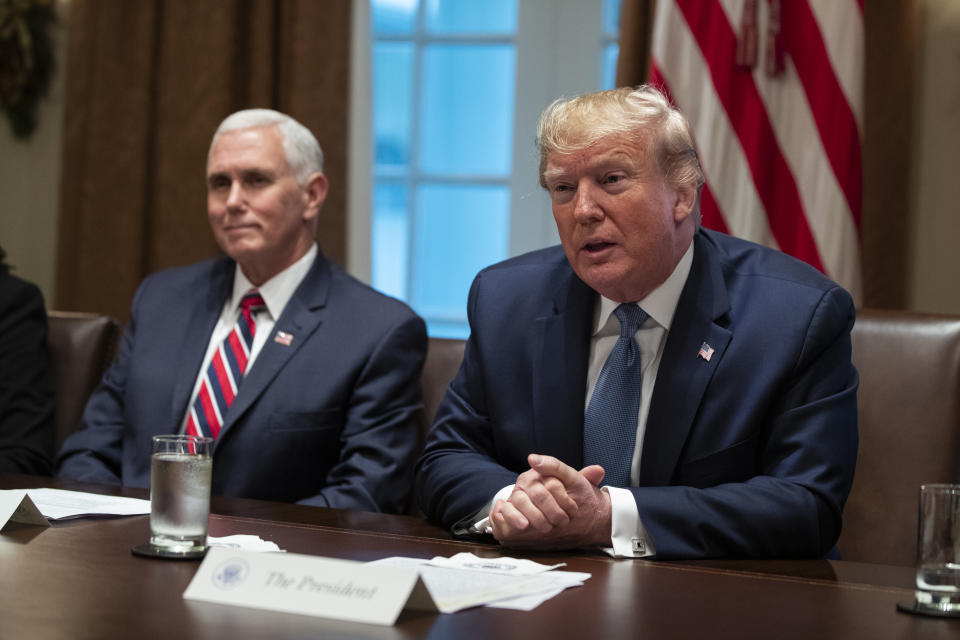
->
[[490, 453, 612, 550]]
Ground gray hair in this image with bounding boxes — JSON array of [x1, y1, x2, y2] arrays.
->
[[536, 85, 704, 200], [210, 109, 324, 185]]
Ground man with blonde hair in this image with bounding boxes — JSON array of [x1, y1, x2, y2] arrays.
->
[[417, 86, 858, 558]]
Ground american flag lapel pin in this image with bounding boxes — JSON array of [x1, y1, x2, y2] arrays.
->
[[697, 342, 715, 362], [274, 331, 294, 346]]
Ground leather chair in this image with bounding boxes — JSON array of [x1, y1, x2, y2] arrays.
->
[[838, 309, 960, 565], [46, 311, 120, 450], [409, 337, 465, 515], [418, 337, 466, 442]]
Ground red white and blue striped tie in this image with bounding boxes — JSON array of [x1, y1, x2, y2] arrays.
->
[[186, 290, 265, 439]]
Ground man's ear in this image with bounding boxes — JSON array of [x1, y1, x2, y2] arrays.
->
[[303, 173, 329, 221], [673, 182, 697, 223]]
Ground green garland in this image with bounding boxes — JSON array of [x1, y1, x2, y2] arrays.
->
[[0, 0, 55, 139]]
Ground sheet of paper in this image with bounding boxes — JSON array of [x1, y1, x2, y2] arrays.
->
[[486, 571, 591, 610], [369, 555, 590, 613], [0, 490, 51, 529], [23, 488, 150, 520]]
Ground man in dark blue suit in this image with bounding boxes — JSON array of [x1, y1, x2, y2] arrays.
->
[[416, 86, 858, 558], [58, 110, 426, 513]]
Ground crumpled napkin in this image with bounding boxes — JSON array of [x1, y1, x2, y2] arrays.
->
[[206, 534, 284, 552]]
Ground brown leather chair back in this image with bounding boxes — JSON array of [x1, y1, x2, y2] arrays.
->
[[408, 337, 465, 515], [838, 309, 960, 565], [47, 311, 120, 449], [418, 338, 466, 441]]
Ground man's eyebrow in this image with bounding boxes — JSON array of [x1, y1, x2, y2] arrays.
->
[[543, 153, 635, 182], [541, 167, 568, 183], [207, 168, 275, 180]]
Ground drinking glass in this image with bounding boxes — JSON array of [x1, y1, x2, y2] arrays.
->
[[914, 484, 960, 613], [148, 434, 213, 555]]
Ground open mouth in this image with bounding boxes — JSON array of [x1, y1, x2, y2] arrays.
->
[[583, 241, 614, 253]]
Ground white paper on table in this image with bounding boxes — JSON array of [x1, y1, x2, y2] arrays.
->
[[206, 534, 285, 552], [427, 552, 566, 575], [485, 571, 591, 611], [369, 555, 590, 613], [23, 488, 150, 520]]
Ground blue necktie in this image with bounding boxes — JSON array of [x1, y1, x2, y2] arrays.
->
[[583, 303, 648, 488]]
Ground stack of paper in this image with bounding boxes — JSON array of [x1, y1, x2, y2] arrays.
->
[[370, 552, 590, 612]]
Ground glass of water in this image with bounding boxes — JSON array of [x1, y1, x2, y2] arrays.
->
[[914, 484, 960, 613], [148, 434, 213, 555]]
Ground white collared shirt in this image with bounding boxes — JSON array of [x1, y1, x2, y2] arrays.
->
[[179, 244, 318, 433]]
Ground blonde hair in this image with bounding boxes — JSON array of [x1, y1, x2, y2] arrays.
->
[[536, 85, 703, 195]]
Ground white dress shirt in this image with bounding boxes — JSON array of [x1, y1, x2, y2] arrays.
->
[[471, 243, 694, 558], [179, 244, 318, 433]]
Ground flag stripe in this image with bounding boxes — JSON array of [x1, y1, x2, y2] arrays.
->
[[779, 0, 862, 225], [674, 0, 825, 271], [807, 0, 864, 133], [650, 0, 862, 302], [650, 52, 777, 248], [648, 63, 728, 236], [699, 183, 729, 235], [715, 0, 862, 296]]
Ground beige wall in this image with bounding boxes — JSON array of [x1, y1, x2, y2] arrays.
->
[[908, 0, 960, 314], [0, 0, 68, 304], [2, 0, 959, 314]]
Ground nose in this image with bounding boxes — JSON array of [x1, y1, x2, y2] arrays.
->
[[572, 181, 602, 223], [225, 181, 245, 212]]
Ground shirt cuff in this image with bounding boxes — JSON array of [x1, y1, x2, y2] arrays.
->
[[601, 486, 656, 558], [467, 484, 515, 535]]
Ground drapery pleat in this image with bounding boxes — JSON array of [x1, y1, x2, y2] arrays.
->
[[56, 0, 351, 320]]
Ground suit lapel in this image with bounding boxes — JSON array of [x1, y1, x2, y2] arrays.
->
[[217, 253, 331, 442], [170, 258, 233, 431], [639, 231, 732, 486], [531, 268, 595, 465]]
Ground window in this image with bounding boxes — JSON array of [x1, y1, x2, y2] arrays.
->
[[362, 0, 620, 337]]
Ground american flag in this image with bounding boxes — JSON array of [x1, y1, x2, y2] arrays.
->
[[698, 342, 715, 362], [650, 0, 863, 303], [274, 331, 294, 347]]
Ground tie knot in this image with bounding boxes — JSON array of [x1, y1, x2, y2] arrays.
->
[[614, 303, 647, 338], [240, 290, 266, 313]]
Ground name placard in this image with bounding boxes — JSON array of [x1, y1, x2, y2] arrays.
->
[[183, 548, 437, 626], [0, 490, 51, 530]]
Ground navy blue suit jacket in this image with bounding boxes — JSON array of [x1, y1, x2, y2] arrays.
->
[[57, 252, 426, 513], [416, 229, 858, 558]]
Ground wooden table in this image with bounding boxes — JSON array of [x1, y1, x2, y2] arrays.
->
[[2, 474, 957, 639]]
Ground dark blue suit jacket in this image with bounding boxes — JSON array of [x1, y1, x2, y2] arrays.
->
[[57, 252, 427, 513], [416, 229, 858, 558]]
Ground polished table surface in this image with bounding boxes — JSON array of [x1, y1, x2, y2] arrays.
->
[[3, 474, 958, 639]]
